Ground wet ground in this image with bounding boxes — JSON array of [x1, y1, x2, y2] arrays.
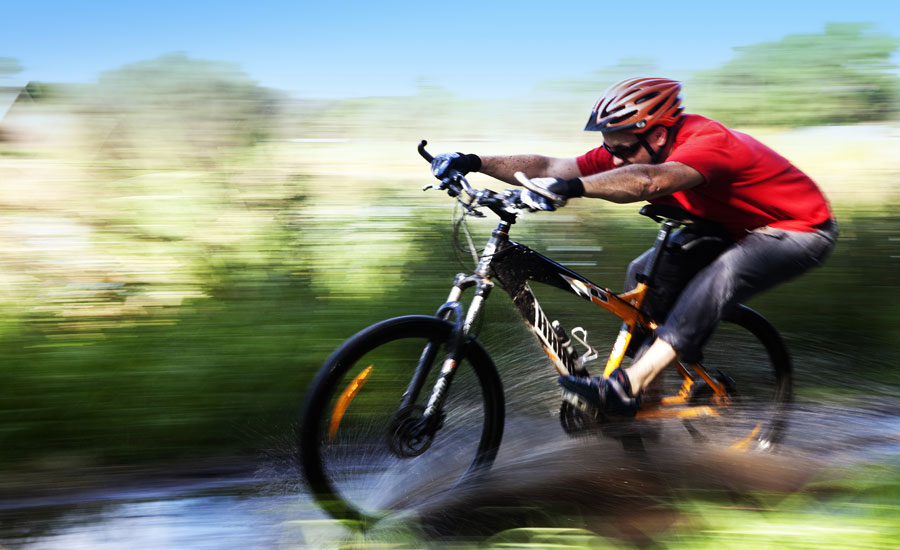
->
[[2, 400, 899, 549]]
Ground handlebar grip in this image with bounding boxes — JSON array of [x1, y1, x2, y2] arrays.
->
[[417, 140, 434, 162]]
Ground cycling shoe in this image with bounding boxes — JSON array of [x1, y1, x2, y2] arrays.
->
[[558, 368, 640, 418]]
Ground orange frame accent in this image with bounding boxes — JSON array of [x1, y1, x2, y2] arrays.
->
[[580, 283, 734, 421]]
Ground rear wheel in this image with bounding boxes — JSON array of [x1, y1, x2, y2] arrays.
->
[[665, 305, 792, 450], [298, 315, 505, 527]]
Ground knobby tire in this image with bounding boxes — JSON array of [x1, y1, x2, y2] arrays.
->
[[678, 304, 792, 449], [298, 315, 505, 528]]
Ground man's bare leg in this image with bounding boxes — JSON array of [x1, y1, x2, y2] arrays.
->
[[624, 338, 677, 396]]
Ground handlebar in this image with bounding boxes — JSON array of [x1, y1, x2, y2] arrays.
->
[[417, 140, 434, 163], [418, 140, 529, 224], [418, 140, 479, 198]]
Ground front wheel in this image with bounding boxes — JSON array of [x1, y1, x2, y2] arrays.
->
[[298, 315, 505, 527]]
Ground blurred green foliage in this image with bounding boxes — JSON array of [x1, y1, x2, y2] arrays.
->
[[277, 24, 900, 138], [1, 24, 899, 474], [690, 23, 900, 126], [85, 52, 279, 167]]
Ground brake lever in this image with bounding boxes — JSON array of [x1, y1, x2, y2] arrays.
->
[[458, 187, 481, 212], [421, 177, 460, 197], [505, 189, 535, 212]]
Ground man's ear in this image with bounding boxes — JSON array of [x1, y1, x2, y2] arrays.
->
[[651, 125, 669, 147]]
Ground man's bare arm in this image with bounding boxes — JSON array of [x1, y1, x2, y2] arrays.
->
[[478, 155, 582, 184], [581, 162, 704, 203]]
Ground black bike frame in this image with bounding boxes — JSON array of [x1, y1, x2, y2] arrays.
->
[[394, 139, 755, 436], [403, 215, 681, 435]]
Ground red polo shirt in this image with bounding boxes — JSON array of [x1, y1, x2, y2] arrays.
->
[[576, 114, 833, 239]]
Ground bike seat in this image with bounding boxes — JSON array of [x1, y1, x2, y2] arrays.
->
[[639, 204, 729, 238]]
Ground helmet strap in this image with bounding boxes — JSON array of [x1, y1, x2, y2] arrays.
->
[[640, 121, 683, 164], [637, 134, 662, 164]]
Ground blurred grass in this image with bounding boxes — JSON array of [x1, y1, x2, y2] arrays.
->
[[662, 464, 900, 550]]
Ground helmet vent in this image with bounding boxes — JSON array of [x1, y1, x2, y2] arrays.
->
[[608, 113, 634, 125], [584, 77, 683, 133], [647, 100, 664, 116], [635, 91, 659, 105]]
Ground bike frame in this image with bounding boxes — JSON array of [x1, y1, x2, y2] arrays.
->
[[464, 219, 656, 379], [370, 141, 737, 440], [411, 214, 732, 429]]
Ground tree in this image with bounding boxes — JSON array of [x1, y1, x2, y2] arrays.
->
[[689, 23, 900, 127], [90, 52, 277, 165]]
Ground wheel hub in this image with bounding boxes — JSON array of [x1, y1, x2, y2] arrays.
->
[[387, 405, 435, 458]]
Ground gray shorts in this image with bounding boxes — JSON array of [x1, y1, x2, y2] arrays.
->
[[626, 220, 838, 362]]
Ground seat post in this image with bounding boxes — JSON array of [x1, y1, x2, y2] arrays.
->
[[640, 219, 681, 286]]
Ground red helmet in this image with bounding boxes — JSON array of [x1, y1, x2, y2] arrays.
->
[[584, 77, 683, 133]]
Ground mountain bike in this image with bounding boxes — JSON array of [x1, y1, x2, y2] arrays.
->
[[298, 141, 792, 527]]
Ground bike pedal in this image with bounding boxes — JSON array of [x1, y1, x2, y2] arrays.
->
[[560, 389, 601, 419]]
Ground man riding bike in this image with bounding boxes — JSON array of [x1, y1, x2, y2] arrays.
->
[[430, 77, 837, 418]]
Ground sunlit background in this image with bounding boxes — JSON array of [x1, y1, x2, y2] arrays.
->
[[1, 1, 900, 548]]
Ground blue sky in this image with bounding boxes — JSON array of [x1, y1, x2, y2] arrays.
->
[[2, 0, 898, 98]]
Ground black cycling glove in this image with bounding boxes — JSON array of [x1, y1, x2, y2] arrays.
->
[[430, 152, 482, 179]]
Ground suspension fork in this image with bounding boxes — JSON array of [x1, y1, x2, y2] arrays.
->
[[398, 222, 507, 435], [399, 272, 494, 431]]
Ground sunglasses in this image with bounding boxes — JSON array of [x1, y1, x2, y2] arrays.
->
[[602, 139, 645, 160]]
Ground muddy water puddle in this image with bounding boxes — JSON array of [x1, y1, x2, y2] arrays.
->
[[2, 402, 899, 549]]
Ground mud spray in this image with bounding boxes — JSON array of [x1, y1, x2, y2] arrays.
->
[[293, 339, 900, 546], [369, 376, 899, 545]]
